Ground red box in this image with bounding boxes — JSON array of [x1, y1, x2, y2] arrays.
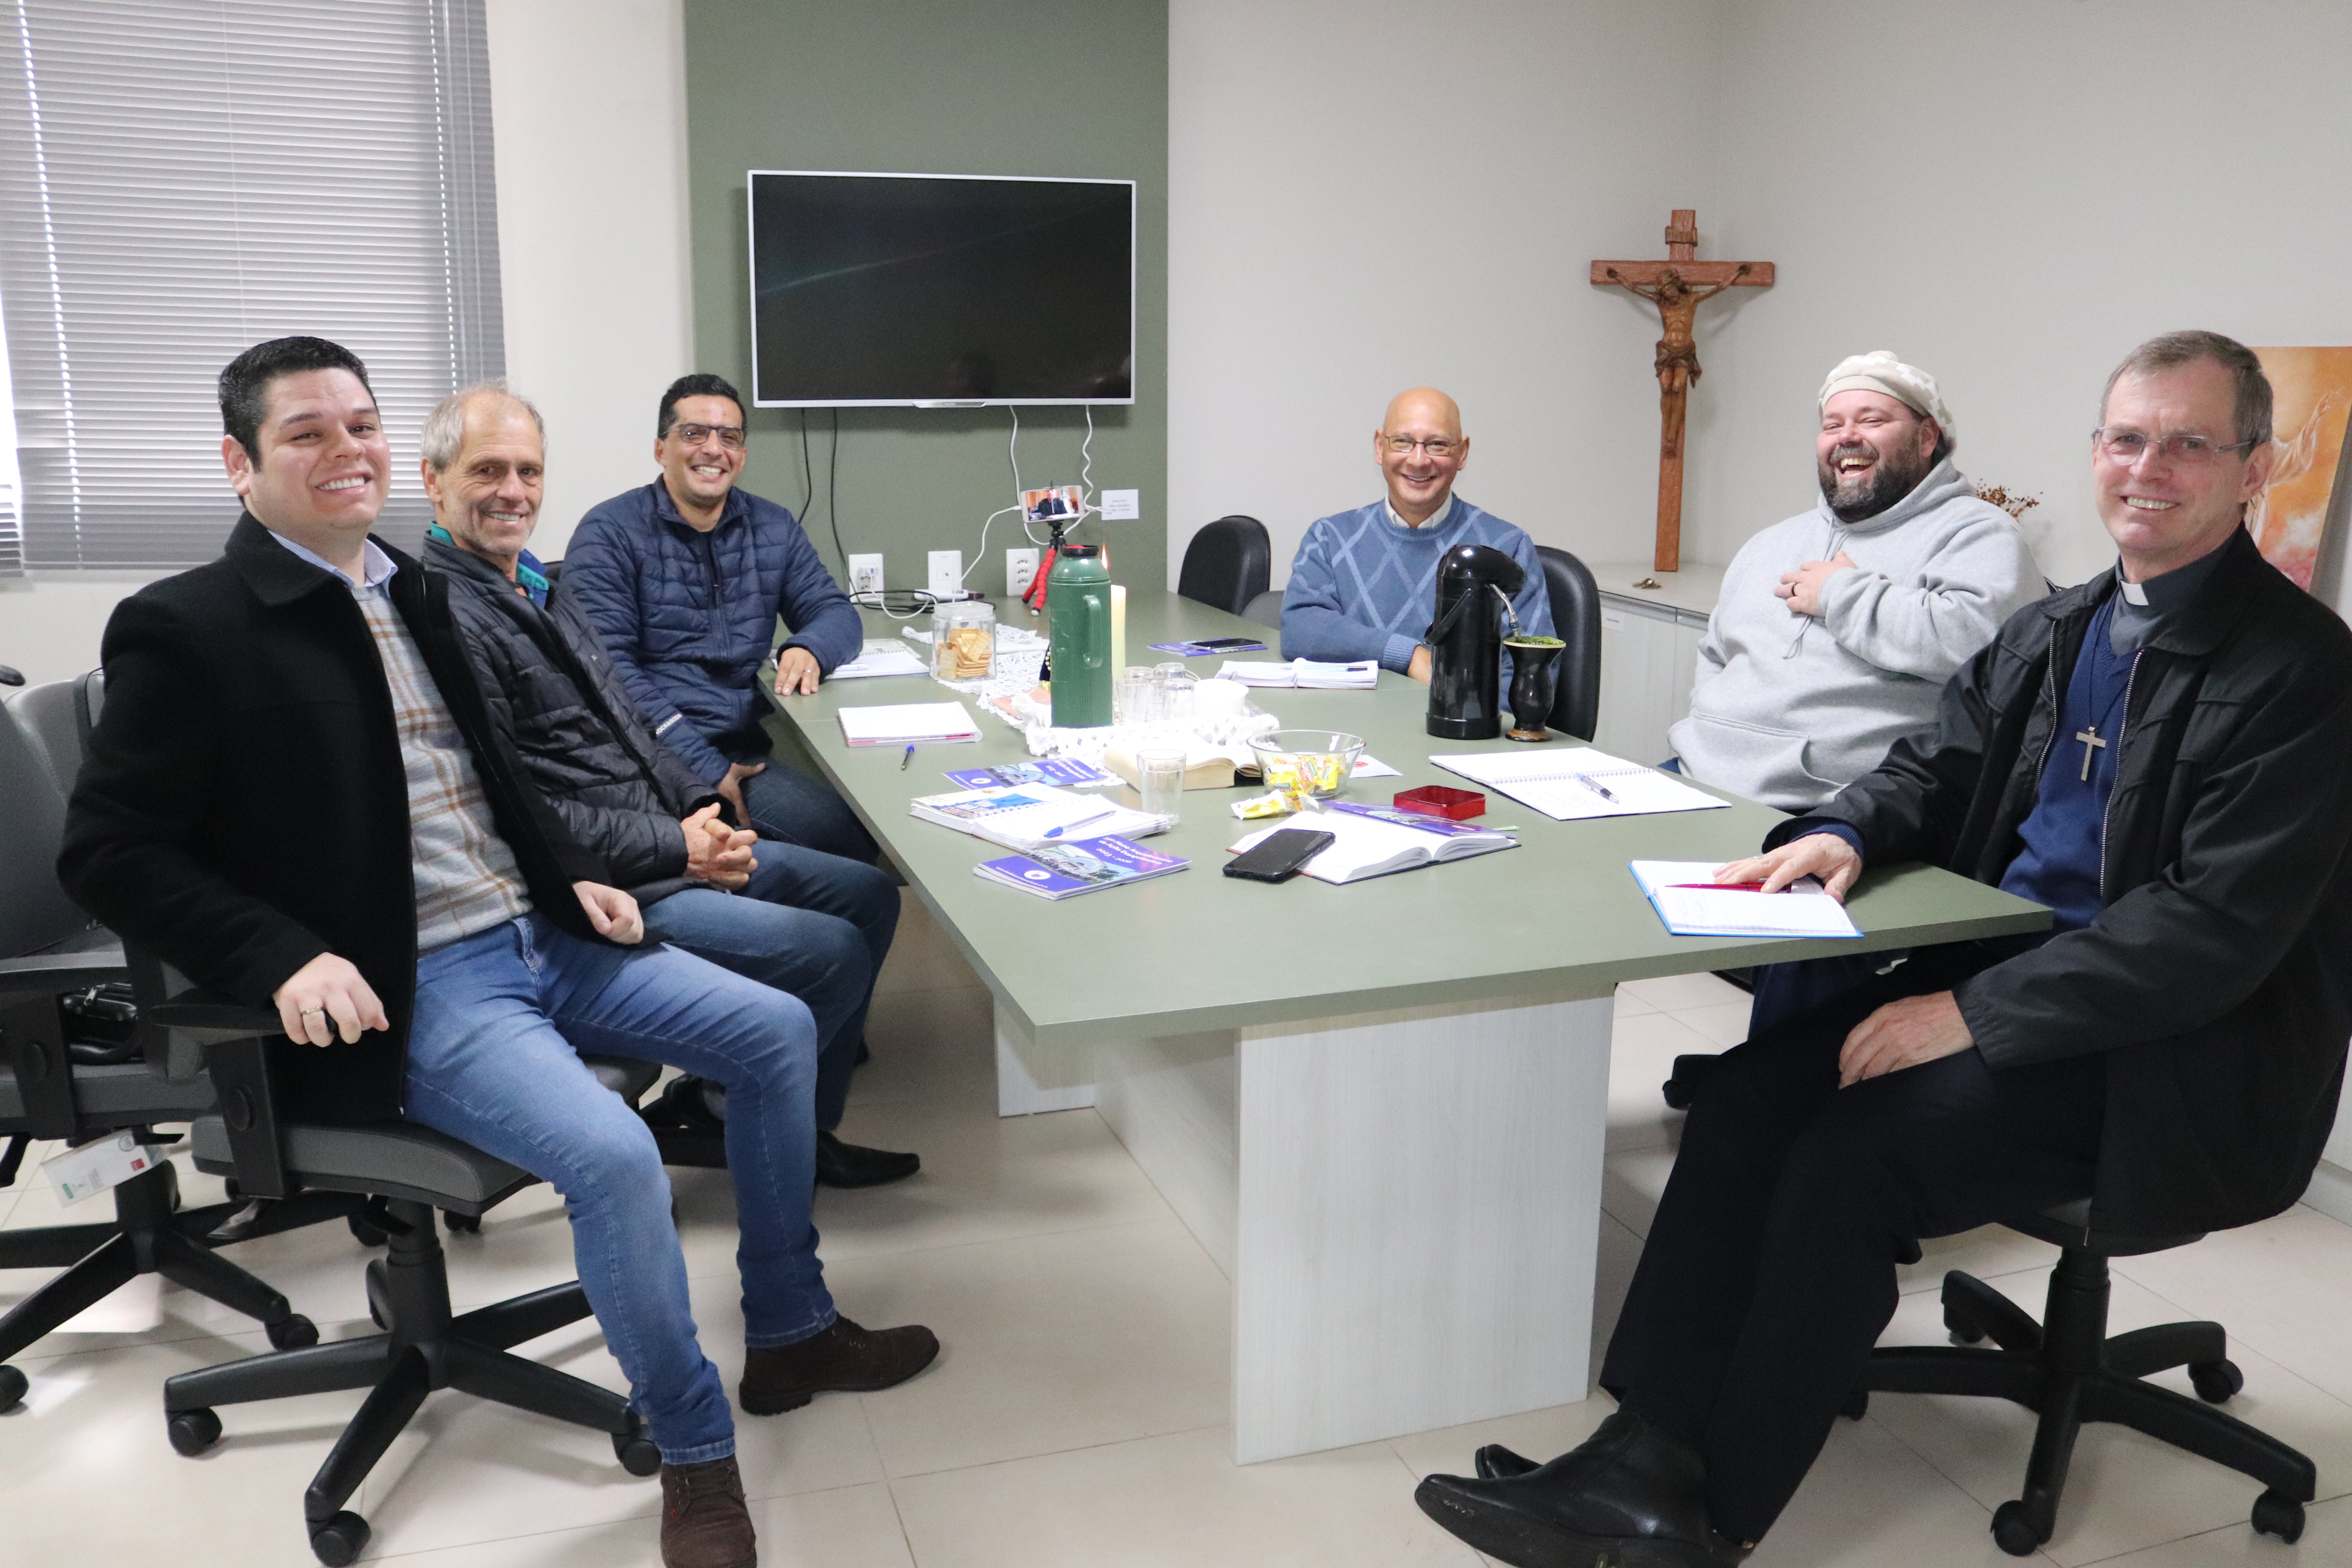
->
[[1393, 785, 1485, 820]]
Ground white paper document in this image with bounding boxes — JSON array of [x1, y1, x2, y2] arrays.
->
[[1428, 747, 1729, 822], [828, 641, 928, 679], [911, 781, 1167, 852], [1215, 659, 1378, 689], [1629, 860, 1862, 939], [837, 701, 982, 746]]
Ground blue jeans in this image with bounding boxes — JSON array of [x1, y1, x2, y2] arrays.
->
[[404, 914, 837, 1463], [641, 842, 898, 1129], [742, 757, 880, 864]]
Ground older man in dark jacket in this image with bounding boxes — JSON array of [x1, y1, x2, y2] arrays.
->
[[1417, 330, 2352, 1568], [417, 381, 917, 1189], [564, 373, 872, 862]]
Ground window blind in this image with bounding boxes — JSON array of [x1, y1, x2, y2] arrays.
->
[[0, 0, 503, 570]]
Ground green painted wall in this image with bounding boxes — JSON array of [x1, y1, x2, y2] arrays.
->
[[682, 0, 1168, 600]]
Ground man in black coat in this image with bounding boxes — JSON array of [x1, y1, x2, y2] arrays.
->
[[1416, 330, 2352, 1567], [416, 381, 916, 1187], [58, 338, 938, 1568]]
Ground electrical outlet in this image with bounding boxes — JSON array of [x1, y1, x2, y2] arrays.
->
[[1006, 546, 1040, 598], [847, 554, 883, 595], [927, 550, 962, 598]]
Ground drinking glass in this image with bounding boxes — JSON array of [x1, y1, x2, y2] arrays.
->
[[1137, 748, 1188, 828], [1118, 666, 1157, 724]]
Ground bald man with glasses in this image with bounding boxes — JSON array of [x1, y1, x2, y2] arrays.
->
[[1281, 387, 1552, 681]]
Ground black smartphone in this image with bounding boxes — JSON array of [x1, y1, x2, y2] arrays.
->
[[1223, 827, 1335, 882], [1190, 637, 1266, 652]]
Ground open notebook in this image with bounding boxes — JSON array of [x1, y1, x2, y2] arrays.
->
[[1629, 860, 1862, 939], [1428, 746, 1728, 822], [1228, 802, 1517, 884]]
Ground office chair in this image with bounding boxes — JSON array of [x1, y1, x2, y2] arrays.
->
[[1240, 588, 1283, 630], [1534, 545, 1602, 740], [1853, 1201, 2312, 1553], [1655, 1053, 2316, 1552], [0, 673, 354, 1409], [149, 974, 662, 1566], [1177, 514, 1271, 616]]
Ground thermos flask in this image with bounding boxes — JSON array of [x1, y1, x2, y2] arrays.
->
[[1046, 543, 1114, 728]]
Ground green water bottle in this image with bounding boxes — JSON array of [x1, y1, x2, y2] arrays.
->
[[1046, 543, 1113, 728]]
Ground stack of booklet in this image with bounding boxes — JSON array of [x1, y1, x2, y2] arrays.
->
[[975, 836, 1190, 900], [1629, 860, 1862, 938], [1227, 801, 1518, 884], [1429, 746, 1727, 822], [911, 781, 1167, 852], [944, 759, 1120, 790], [838, 702, 981, 746], [1214, 659, 1379, 689]]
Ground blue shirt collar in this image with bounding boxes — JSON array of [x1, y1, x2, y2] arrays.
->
[[426, 524, 550, 604], [265, 528, 396, 591]]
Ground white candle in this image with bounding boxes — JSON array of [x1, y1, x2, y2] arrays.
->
[[1111, 584, 1127, 677]]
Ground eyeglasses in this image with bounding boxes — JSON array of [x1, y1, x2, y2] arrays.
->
[[1382, 436, 1459, 457], [669, 422, 747, 450], [2091, 427, 2259, 466]]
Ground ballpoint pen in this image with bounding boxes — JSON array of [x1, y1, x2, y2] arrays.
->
[[1572, 773, 1619, 803], [1666, 880, 1770, 891], [901, 744, 915, 770], [1042, 809, 1114, 840]]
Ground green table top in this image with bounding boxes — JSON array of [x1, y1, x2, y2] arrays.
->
[[765, 590, 2047, 1047]]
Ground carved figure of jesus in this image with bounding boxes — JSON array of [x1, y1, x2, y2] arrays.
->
[[1602, 262, 1750, 472]]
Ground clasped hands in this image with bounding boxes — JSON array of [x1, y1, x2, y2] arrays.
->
[[683, 801, 759, 889], [1713, 831, 1974, 1087], [1775, 550, 1857, 617], [270, 881, 646, 1047]]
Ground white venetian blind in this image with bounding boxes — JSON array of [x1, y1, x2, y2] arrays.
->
[[0, 0, 503, 569]]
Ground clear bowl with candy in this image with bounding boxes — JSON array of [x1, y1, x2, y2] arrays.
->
[[1247, 730, 1365, 799]]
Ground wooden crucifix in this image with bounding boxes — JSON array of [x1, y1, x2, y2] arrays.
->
[[1591, 210, 1773, 573]]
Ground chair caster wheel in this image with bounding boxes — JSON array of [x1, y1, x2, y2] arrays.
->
[[267, 1314, 319, 1350], [613, 1422, 662, 1476], [2252, 1489, 2305, 1543], [443, 1209, 480, 1234], [1990, 1499, 2043, 1557], [347, 1212, 387, 1248], [2189, 1359, 2243, 1404], [1838, 1389, 1868, 1420], [365, 1258, 391, 1330], [309, 1510, 371, 1566], [167, 1406, 223, 1456], [0, 1363, 27, 1411]]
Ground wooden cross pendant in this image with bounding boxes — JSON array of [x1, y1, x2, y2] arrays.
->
[[1591, 210, 1774, 574], [2075, 726, 2107, 782]]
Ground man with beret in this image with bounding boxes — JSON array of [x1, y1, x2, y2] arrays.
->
[[1670, 351, 2041, 811], [1416, 331, 2352, 1565]]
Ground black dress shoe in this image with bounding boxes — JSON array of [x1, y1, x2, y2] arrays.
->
[[1476, 1442, 1541, 1480], [1416, 1411, 1750, 1567], [814, 1130, 920, 1188]]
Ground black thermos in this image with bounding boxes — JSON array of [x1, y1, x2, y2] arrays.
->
[[1424, 543, 1527, 740]]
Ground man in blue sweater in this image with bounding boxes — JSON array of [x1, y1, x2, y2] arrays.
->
[[566, 374, 874, 863], [1281, 387, 1552, 679]]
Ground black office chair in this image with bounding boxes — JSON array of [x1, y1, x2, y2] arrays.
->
[[1854, 1202, 2312, 1553], [1655, 1053, 2317, 1553], [1240, 588, 1283, 630], [0, 673, 354, 1408], [1534, 545, 1602, 740], [1177, 514, 1271, 616], [148, 975, 662, 1566]]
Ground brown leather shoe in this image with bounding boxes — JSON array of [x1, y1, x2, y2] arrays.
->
[[659, 1455, 755, 1568], [739, 1315, 940, 1415]]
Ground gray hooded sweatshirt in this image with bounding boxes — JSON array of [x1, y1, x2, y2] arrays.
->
[[1668, 458, 2040, 811]]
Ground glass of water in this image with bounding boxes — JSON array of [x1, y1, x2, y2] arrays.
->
[[1136, 748, 1188, 828]]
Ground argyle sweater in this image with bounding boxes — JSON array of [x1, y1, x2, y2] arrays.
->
[[1280, 497, 1552, 673]]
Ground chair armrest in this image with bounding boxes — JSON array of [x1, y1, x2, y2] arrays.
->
[[0, 993, 78, 1139], [144, 996, 286, 1045], [0, 947, 131, 995], [198, 1034, 290, 1199]]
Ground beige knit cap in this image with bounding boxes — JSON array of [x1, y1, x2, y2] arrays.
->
[[1818, 350, 1954, 446]]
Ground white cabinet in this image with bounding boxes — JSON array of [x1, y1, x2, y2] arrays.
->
[[1583, 561, 1722, 766]]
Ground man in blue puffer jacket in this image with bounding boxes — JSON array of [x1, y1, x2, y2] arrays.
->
[[566, 374, 873, 862]]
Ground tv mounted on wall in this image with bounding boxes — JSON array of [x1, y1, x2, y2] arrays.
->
[[746, 170, 1136, 408]]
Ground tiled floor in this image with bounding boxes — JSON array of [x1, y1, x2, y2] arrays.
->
[[7, 902, 2352, 1564]]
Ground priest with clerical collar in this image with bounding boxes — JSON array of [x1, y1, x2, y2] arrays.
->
[[1414, 330, 2352, 1568]]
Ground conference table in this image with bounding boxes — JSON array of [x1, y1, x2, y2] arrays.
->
[[764, 588, 2045, 1464]]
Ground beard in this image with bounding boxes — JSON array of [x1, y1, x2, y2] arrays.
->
[[1818, 440, 1934, 523]]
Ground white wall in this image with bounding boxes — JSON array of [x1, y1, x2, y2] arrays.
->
[[0, 0, 694, 688], [1692, 0, 2352, 594], [483, 0, 693, 559], [1167, 0, 1728, 588]]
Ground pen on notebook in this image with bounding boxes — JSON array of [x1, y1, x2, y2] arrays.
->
[[1572, 773, 1619, 803], [900, 744, 915, 770], [1042, 809, 1114, 840], [1667, 880, 1770, 892]]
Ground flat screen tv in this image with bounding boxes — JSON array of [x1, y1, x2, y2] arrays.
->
[[747, 170, 1136, 408]]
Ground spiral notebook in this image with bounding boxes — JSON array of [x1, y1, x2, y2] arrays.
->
[[1426, 747, 1729, 822]]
